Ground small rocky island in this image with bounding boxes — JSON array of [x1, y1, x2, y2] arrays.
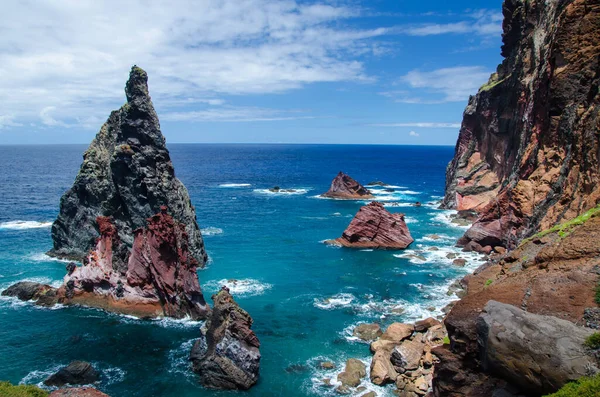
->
[[321, 171, 374, 199], [326, 201, 413, 249]]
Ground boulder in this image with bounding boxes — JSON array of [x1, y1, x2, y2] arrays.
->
[[477, 301, 597, 395], [370, 323, 414, 352], [321, 172, 374, 199], [1, 281, 58, 306], [353, 323, 383, 341], [337, 358, 366, 387], [48, 66, 207, 266], [190, 289, 260, 390], [327, 202, 414, 249], [370, 350, 397, 385], [414, 318, 441, 333], [452, 258, 467, 267], [44, 361, 99, 387], [391, 339, 424, 372]]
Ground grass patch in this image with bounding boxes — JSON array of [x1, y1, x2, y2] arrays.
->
[[479, 73, 508, 92], [544, 374, 600, 396], [523, 204, 600, 245], [584, 333, 600, 349], [0, 382, 48, 397], [595, 284, 600, 305], [485, 279, 493, 287], [443, 336, 450, 345]]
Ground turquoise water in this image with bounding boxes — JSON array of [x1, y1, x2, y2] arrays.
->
[[0, 144, 482, 396]]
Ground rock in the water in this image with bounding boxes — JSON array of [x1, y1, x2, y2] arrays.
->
[[44, 361, 99, 387], [1, 281, 58, 307], [367, 181, 388, 186], [477, 301, 597, 395], [49, 388, 110, 397], [353, 323, 383, 341], [370, 350, 398, 385], [321, 172, 374, 199], [337, 359, 367, 387], [327, 202, 414, 249], [452, 258, 467, 267], [48, 66, 207, 266], [57, 208, 209, 319], [190, 289, 260, 390]]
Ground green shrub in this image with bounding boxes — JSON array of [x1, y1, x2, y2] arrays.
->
[[485, 279, 493, 287], [0, 382, 48, 397], [443, 336, 450, 345], [544, 374, 600, 396], [584, 333, 600, 349], [595, 284, 600, 305]]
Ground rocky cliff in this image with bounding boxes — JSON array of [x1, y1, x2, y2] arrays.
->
[[48, 66, 207, 266], [443, 0, 600, 251]]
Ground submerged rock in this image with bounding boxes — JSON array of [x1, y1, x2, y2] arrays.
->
[[321, 172, 374, 199], [44, 361, 99, 387], [48, 66, 207, 266], [57, 208, 209, 319], [326, 202, 413, 249], [190, 289, 260, 390], [337, 359, 367, 387]]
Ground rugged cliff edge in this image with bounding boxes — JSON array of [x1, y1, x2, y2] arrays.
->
[[443, 0, 600, 251], [48, 66, 207, 266]]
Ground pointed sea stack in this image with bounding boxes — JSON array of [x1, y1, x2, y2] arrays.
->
[[326, 201, 413, 249], [190, 288, 260, 390], [321, 171, 374, 199], [48, 65, 208, 267], [56, 207, 209, 319]]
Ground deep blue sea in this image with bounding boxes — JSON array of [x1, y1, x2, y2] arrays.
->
[[0, 144, 483, 397]]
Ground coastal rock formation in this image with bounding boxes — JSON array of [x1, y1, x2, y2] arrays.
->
[[44, 361, 99, 387], [48, 66, 207, 266], [49, 388, 110, 397], [1, 281, 58, 307], [327, 202, 413, 249], [190, 288, 260, 390], [442, 0, 600, 251], [321, 172, 374, 199], [57, 208, 209, 319], [433, 208, 600, 395]]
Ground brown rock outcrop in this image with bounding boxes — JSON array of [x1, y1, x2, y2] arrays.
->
[[321, 172, 374, 199], [442, 0, 600, 251], [57, 207, 209, 319], [49, 388, 110, 397], [327, 202, 414, 249], [190, 288, 260, 390]]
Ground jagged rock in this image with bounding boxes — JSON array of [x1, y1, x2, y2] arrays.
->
[[190, 289, 260, 390], [321, 172, 374, 199], [337, 359, 367, 387], [1, 281, 58, 307], [391, 339, 425, 372], [326, 202, 414, 249], [57, 208, 209, 319], [370, 350, 398, 385], [49, 388, 110, 397], [353, 323, 383, 341], [441, 0, 600, 251], [44, 361, 99, 387], [477, 301, 597, 395], [48, 66, 207, 266], [371, 323, 414, 352]]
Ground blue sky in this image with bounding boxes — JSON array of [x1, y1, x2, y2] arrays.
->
[[0, 0, 504, 145]]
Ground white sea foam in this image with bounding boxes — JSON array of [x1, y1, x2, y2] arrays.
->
[[201, 227, 223, 236], [20, 364, 64, 389], [168, 339, 196, 382], [218, 183, 251, 188], [204, 278, 273, 297], [21, 362, 125, 390], [382, 202, 413, 208], [404, 216, 418, 224], [429, 210, 471, 229], [0, 221, 52, 230], [313, 293, 355, 310], [29, 252, 73, 263], [254, 188, 309, 196]]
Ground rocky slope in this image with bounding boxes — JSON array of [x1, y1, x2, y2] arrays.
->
[[326, 201, 414, 249], [48, 66, 207, 266], [190, 288, 261, 390], [321, 172, 374, 199], [443, 0, 600, 251]]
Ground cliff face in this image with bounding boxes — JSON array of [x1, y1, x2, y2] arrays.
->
[[443, 0, 600, 251], [49, 66, 207, 266]]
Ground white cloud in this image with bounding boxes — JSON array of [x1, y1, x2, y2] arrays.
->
[[371, 122, 461, 128], [409, 130, 419, 137], [404, 9, 502, 37], [0, 0, 388, 128], [0, 115, 22, 130], [163, 107, 314, 122], [397, 66, 492, 103]]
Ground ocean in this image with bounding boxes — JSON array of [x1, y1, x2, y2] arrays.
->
[[0, 144, 483, 397]]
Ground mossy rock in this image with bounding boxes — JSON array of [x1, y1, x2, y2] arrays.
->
[[0, 381, 48, 397], [544, 374, 600, 396]]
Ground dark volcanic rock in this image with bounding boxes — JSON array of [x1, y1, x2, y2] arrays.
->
[[1, 281, 58, 307], [190, 288, 260, 390], [44, 361, 99, 387], [48, 66, 207, 266], [57, 208, 209, 319], [327, 202, 413, 249], [321, 172, 374, 199], [442, 0, 600, 251]]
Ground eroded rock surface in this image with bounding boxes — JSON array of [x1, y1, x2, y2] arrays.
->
[[49, 66, 207, 266], [44, 361, 99, 387], [321, 172, 374, 199]]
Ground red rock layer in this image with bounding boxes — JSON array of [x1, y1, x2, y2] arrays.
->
[[58, 206, 209, 319], [321, 171, 374, 199], [49, 388, 110, 397], [443, 0, 600, 251], [329, 201, 414, 249]]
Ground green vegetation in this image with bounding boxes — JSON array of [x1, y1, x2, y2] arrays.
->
[[443, 336, 450, 345], [523, 204, 600, 244], [544, 374, 600, 397], [595, 284, 600, 305], [0, 382, 48, 397], [485, 279, 493, 287], [584, 333, 600, 349], [479, 72, 508, 92]]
